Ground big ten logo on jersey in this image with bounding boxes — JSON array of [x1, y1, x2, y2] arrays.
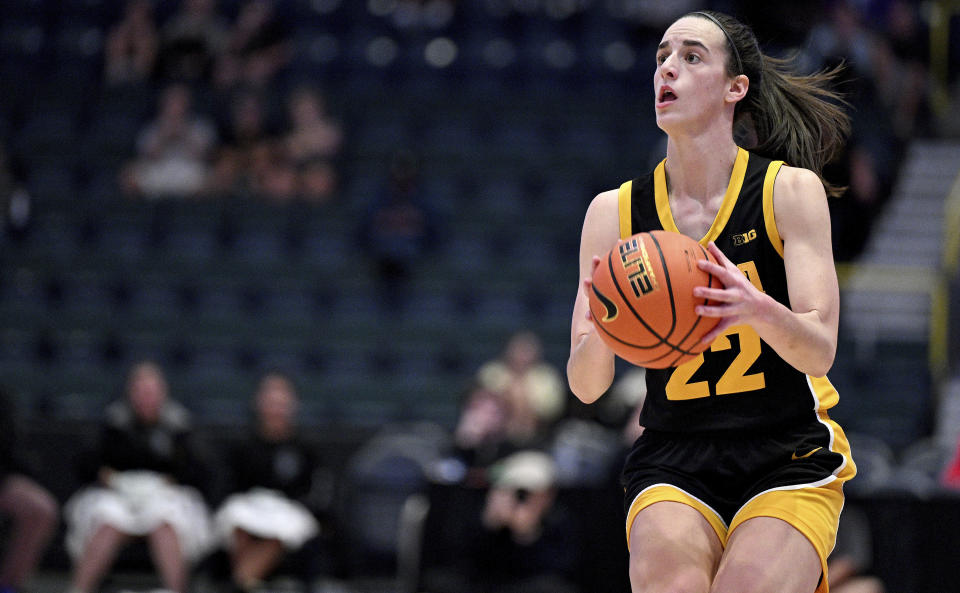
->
[[732, 229, 757, 245], [619, 237, 658, 297]]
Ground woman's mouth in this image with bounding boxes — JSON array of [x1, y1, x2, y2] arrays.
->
[[657, 86, 677, 106]]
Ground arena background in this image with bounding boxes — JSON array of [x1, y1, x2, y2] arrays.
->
[[2, 1, 960, 592]]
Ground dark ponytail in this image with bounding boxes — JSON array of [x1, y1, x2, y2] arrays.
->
[[687, 11, 851, 198]]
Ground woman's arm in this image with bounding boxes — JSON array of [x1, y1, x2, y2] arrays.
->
[[567, 190, 621, 402], [695, 166, 839, 377]]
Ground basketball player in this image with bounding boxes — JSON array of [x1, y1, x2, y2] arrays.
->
[[568, 11, 856, 593]]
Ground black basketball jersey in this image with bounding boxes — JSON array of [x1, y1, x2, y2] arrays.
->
[[619, 147, 839, 432]]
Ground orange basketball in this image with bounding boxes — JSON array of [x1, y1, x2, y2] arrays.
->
[[588, 231, 721, 368]]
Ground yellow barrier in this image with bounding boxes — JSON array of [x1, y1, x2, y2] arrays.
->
[[933, 171, 960, 380], [930, 0, 960, 117]]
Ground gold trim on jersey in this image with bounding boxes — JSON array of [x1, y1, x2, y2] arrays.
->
[[618, 180, 633, 240], [763, 160, 786, 258], [808, 374, 839, 411], [652, 161, 676, 233], [625, 484, 728, 550], [652, 147, 750, 244]]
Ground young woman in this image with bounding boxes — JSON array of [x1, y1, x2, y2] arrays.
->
[[568, 11, 856, 593]]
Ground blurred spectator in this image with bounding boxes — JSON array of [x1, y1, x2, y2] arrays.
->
[[103, 0, 159, 85], [284, 86, 342, 165], [872, 0, 929, 139], [284, 86, 342, 203], [422, 450, 580, 593], [437, 383, 514, 487], [222, 91, 273, 155], [551, 368, 646, 489], [0, 144, 32, 242], [206, 90, 273, 198], [64, 362, 212, 593], [214, 0, 291, 90], [828, 505, 886, 593], [476, 331, 565, 444], [121, 83, 218, 199], [0, 389, 59, 593], [799, 0, 929, 261], [157, 0, 230, 82], [358, 150, 440, 311], [213, 372, 324, 592]]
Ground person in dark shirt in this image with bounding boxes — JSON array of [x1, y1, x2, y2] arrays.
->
[[358, 150, 440, 312], [0, 389, 59, 593], [423, 450, 580, 593], [64, 362, 212, 593], [213, 372, 320, 592]]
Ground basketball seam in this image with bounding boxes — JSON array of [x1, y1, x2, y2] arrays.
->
[[648, 232, 679, 342], [606, 243, 672, 347]]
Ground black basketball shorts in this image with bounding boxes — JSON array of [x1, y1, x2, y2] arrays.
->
[[621, 412, 856, 592]]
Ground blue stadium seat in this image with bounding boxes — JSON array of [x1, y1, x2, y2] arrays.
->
[[0, 328, 37, 367], [59, 272, 115, 323], [15, 111, 79, 167], [258, 284, 316, 326], [420, 119, 480, 157], [354, 117, 413, 158], [97, 225, 150, 263], [21, 214, 79, 259], [442, 233, 492, 275], [159, 226, 219, 266], [122, 279, 181, 326], [27, 164, 78, 200], [473, 174, 525, 222], [489, 119, 547, 160]]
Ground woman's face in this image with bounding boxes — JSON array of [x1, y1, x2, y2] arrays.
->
[[653, 16, 735, 134], [256, 376, 297, 435], [128, 364, 167, 424]]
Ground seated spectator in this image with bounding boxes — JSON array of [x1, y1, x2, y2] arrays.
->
[[422, 450, 580, 593], [0, 389, 59, 593], [121, 83, 218, 199], [205, 90, 273, 198], [435, 383, 513, 487], [358, 150, 440, 312], [65, 362, 212, 593], [104, 0, 159, 85], [213, 372, 322, 592], [283, 86, 342, 166], [476, 331, 565, 445]]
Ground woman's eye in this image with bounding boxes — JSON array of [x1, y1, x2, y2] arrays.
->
[[686, 53, 701, 63], [656, 54, 667, 65]]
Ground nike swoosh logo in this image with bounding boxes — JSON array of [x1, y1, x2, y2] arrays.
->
[[592, 284, 619, 322], [791, 447, 822, 461]]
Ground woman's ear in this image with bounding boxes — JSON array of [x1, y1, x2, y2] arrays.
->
[[726, 73, 750, 104]]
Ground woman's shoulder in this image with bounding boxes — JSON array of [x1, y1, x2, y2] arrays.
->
[[584, 188, 619, 224], [775, 164, 823, 188], [773, 165, 828, 206]]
